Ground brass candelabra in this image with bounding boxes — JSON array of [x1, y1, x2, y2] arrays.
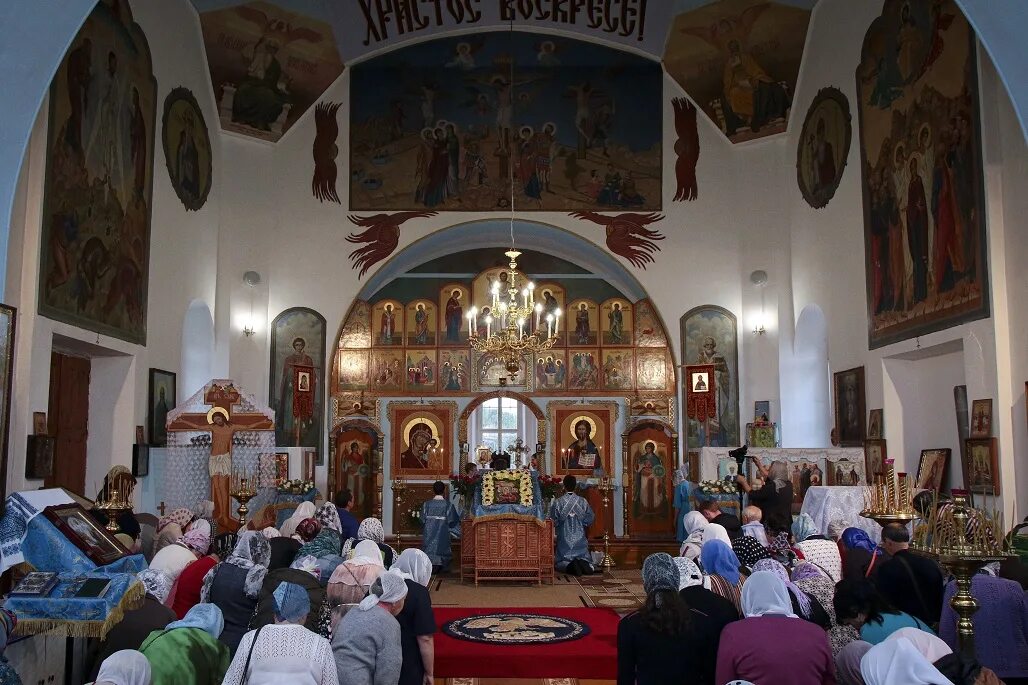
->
[[95, 488, 132, 534], [392, 478, 408, 550], [230, 468, 258, 531], [598, 476, 616, 571], [860, 459, 917, 529], [911, 490, 1011, 658]]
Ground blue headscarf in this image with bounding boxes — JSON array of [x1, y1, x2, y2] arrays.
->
[[700, 539, 741, 585], [272, 581, 311, 623], [791, 513, 819, 542], [841, 527, 878, 554], [165, 603, 224, 638]]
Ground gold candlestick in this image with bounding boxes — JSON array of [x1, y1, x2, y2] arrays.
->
[[598, 476, 615, 571], [96, 487, 132, 533], [229, 469, 258, 531], [392, 478, 407, 550]]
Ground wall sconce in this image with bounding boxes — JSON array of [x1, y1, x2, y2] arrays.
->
[[750, 270, 768, 336], [242, 270, 260, 338]]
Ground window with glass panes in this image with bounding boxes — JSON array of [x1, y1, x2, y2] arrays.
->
[[476, 397, 521, 454]]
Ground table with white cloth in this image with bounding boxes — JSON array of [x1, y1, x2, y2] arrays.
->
[[800, 486, 882, 539], [698, 447, 865, 482]]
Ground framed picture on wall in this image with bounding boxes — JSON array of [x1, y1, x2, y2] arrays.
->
[[833, 366, 866, 447], [963, 438, 999, 495], [969, 399, 992, 438], [915, 448, 950, 491], [867, 409, 883, 439], [863, 438, 887, 485], [147, 369, 176, 447]]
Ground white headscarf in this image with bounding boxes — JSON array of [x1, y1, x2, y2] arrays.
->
[[281, 502, 317, 538], [683, 511, 707, 536], [352, 540, 384, 566], [261, 526, 280, 539], [673, 557, 703, 589], [885, 628, 952, 663], [392, 548, 433, 587], [94, 649, 151, 685], [741, 570, 797, 618], [358, 569, 408, 611], [701, 522, 732, 547], [186, 518, 211, 537], [860, 637, 952, 685]]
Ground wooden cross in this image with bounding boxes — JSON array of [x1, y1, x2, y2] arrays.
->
[[158, 501, 166, 516]]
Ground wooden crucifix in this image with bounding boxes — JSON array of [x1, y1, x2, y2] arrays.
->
[[168, 382, 274, 530]]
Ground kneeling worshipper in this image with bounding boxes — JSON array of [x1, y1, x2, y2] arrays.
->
[[886, 627, 1005, 685], [675, 556, 740, 626], [268, 526, 303, 570], [333, 570, 408, 685], [679, 510, 708, 560], [715, 570, 837, 685], [281, 501, 317, 539], [170, 535, 218, 619], [859, 636, 952, 685], [550, 475, 596, 575], [732, 533, 771, 572], [86, 569, 176, 681], [700, 539, 744, 613], [793, 512, 843, 582], [618, 553, 731, 685], [391, 549, 437, 685], [875, 523, 944, 627], [328, 540, 385, 619], [223, 581, 338, 685], [741, 505, 769, 546], [420, 480, 460, 573], [792, 561, 860, 657], [672, 466, 694, 544], [150, 526, 210, 582], [341, 517, 398, 568], [202, 530, 271, 654], [833, 577, 934, 645], [836, 640, 873, 685], [87, 650, 150, 685], [751, 558, 831, 629], [153, 507, 193, 555], [251, 554, 325, 633], [841, 527, 887, 580], [139, 603, 230, 685]]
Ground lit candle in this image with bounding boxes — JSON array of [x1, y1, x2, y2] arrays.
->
[[467, 309, 476, 337], [534, 302, 542, 329], [527, 281, 535, 305], [554, 308, 562, 334], [522, 288, 528, 308], [485, 315, 492, 338], [518, 319, 525, 339], [546, 313, 553, 338]]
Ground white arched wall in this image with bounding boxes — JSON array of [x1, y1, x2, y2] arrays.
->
[[180, 299, 215, 401], [781, 304, 830, 448]]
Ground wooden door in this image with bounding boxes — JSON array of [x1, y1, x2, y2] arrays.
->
[[45, 352, 90, 495]]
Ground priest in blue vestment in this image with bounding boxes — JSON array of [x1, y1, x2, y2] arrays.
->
[[549, 475, 596, 575], [421, 480, 460, 573]]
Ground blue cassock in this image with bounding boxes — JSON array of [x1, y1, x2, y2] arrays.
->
[[549, 492, 595, 570], [673, 480, 694, 543], [421, 497, 460, 568]]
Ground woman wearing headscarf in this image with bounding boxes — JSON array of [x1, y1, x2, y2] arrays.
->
[[715, 571, 836, 685], [751, 558, 829, 628], [341, 517, 398, 567], [732, 535, 771, 571], [251, 554, 325, 633], [700, 522, 732, 548], [674, 556, 740, 648], [700, 540, 744, 614], [391, 549, 437, 685], [223, 582, 338, 685], [88, 650, 150, 685], [841, 527, 886, 580], [795, 513, 844, 583], [281, 501, 317, 538], [269, 520, 307, 570], [297, 517, 342, 560], [0, 609, 19, 685], [333, 570, 407, 685], [201, 531, 271, 654], [328, 540, 386, 618], [153, 507, 193, 554], [736, 459, 793, 524], [169, 533, 218, 619], [678, 511, 707, 560], [150, 526, 208, 582], [833, 577, 934, 645], [138, 604, 230, 685], [836, 641, 873, 685], [618, 554, 728, 684], [859, 636, 951, 685], [792, 562, 860, 657]]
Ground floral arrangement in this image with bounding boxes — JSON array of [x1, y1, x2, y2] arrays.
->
[[538, 474, 564, 501], [697, 479, 738, 496], [405, 508, 423, 530], [481, 469, 534, 507], [278, 479, 315, 494], [449, 472, 481, 500]]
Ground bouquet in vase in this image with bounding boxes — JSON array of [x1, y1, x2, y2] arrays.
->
[[697, 479, 737, 496], [538, 474, 564, 501], [449, 472, 481, 501]]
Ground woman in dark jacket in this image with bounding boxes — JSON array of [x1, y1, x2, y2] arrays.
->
[[736, 459, 793, 525], [200, 531, 271, 655]]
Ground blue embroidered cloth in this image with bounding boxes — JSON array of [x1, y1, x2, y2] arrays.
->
[[471, 471, 545, 519], [19, 514, 145, 575], [3, 572, 143, 636]]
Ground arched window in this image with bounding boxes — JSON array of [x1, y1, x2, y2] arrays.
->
[[469, 397, 537, 456]]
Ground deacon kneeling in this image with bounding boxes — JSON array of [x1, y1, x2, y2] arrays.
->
[[421, 481, 460, 574], [550, 475, 596, 576]]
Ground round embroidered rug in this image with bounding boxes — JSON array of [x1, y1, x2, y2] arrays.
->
[[441, 612, 591, 645]]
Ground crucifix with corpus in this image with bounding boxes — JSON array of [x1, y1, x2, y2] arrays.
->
[[168, 382, 274, 530]]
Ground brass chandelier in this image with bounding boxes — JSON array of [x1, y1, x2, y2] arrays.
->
[[468, 249, 560, 380]]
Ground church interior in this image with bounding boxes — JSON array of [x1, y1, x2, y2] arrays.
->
[[0, 0, 1026, 683]]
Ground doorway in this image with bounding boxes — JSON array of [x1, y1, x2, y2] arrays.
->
[[45, 351, 90, 494]]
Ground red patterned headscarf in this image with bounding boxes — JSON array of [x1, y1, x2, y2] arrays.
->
[[295, 518, 322, 543]]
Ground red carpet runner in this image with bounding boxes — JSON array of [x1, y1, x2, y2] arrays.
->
[[434, 607, 620, 679]]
